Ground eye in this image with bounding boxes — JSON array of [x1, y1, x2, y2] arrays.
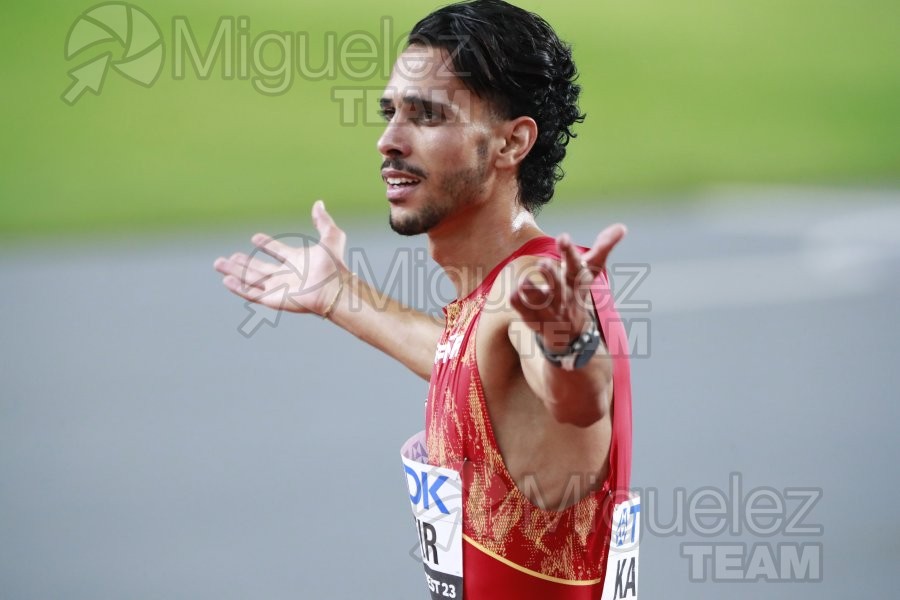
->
[[413, 106, 444, 125], [378, 107, 395, 122]]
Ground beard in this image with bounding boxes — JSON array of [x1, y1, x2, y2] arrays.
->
[[389, 200, 452, 236], [389, 142, 489, 237]]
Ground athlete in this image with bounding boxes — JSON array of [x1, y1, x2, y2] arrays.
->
[[214, 1, 636, 598]]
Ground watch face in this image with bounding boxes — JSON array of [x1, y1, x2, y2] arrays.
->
[[571, 327, 601, 370]]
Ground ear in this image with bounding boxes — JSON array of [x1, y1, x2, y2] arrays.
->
[[495, 116, 538, 169]]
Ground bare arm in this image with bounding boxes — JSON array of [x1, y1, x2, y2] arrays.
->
[[214, 200, 443, 380], [326, 272, 443, 380], [508, 226, 627, 427]]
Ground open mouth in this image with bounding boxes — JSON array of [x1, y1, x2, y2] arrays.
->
[[385, 176, 421, 189], [383, 170, 423, 200]]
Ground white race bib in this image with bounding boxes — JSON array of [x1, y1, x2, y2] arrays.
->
[[401, 431, 464, 600], [600, 495, 641, 599]]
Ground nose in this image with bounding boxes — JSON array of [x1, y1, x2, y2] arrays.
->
[[377, 118, 411, 158]]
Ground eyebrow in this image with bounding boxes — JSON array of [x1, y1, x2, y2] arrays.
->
[[378, 96, 454, 115]]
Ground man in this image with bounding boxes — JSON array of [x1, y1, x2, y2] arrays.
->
[[214, 1, 636, 598]]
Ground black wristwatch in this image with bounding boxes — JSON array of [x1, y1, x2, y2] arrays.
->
[[535, 315, 602, 371]]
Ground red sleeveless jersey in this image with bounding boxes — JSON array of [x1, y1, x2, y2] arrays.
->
[[425, 236, 633, 599]]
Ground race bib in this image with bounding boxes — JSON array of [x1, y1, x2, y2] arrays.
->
[[401, 431, 464, 600], [600, 495, 641, 599]]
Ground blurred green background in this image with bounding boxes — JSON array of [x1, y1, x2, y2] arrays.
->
[[1, 0, 898, 237]]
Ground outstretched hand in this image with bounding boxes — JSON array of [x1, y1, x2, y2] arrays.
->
[[213, 200, 348, 315], [510, 224, 627, 352]]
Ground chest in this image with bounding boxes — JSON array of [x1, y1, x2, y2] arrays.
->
[[426, 295, 535, 464]]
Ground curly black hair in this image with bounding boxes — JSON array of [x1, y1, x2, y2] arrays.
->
[[409, 0, 585, 213]]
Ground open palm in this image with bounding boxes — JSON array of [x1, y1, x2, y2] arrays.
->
[[213, 201, 348, 315]]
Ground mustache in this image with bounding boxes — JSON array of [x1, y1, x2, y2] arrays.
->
[[381, 159, 427, 180]]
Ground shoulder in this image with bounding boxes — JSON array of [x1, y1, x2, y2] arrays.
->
[[476, 253, 560, 342], [485, 252, 560, 304], [474, 235, 564, 337]]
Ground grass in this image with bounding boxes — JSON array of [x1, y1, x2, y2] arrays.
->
[[1, 0, 898, 237]]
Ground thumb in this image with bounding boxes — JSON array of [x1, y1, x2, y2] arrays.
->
[[582, 223, 627, 272], [311, 199, 331, 230], [311, 199, 347, 252], [312, 200, 340, 238]]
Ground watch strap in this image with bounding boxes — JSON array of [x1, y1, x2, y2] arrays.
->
[[535, 314, 601, 371]]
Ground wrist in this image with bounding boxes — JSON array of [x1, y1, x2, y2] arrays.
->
[[535, 313, 601, 371], [321, 271, 356, 319]]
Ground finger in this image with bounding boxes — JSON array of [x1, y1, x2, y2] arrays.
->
[[510, 285, 548, 330], [213, 256, 246, 279], [581, 223, 627, 272], [235, 263, 270, 290], [521, 281, 552, 312], [556, 234, 596, 315], [224, 274, 303, 313], [214, 257, 268, 290], [558, 233, 587, 286], [251, 233, 292, 263], [535, 259, 564, 312], [229, 253, 281, 288], [230, 252, 281, 277], [217, 254, 275, 287], [511, 282, 585, 347], [312, 200, 347, 254], [222, 275, 271, 303], [511, 276, 553, 317]]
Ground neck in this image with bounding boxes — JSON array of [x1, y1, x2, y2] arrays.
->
[[427, 190, 544, 298]]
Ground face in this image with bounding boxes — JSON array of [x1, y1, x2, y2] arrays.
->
[[377, 44, 497, 236]]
